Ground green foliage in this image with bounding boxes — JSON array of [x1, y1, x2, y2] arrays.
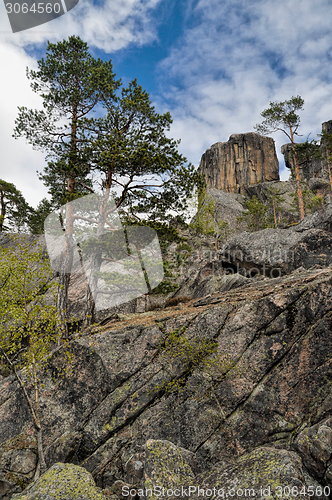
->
[[0, 179, 32, 232], [237, 195, 272, 231], [0, 235, 75, 479], [151, 261, 179, 295], [155, 327, 219, 395], [190, 190, 216, 235], [154, 327, 241, 407], [293, 139, 321, 164], [254, 96, 304, 141], [0, 236, 59, 372], [254, 96, 306, 220], [28, 198, 53, 234], [177, 242, 192, 254], [190, 189, 231, 243], [13, 35, 115, 208], [265, 186, 285, 228], [290, 185, 324, 215], [14, 35, 199, 223]]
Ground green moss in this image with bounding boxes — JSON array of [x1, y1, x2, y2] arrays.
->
[[13, 463, 107, 500]]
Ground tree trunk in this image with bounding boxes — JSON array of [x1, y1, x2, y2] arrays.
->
[[56, 87, 78, 337], [289, 128, 305, 221], [84, 166, 114, 327], [84, 188, 110, 327], [56, 182, 75, 339], [326, 148, 332, 191], [0, 190, 5, 232], [32, 357, 47, 481]]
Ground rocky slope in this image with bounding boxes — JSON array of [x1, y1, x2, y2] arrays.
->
[[1, 241, 332, 498], [220, 203, 332, 277]]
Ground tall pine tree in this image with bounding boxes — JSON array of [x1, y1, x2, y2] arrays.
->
[[13, 35, 120, 337], [13, 36, 199, 329]]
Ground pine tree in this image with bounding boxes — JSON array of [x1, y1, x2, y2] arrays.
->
[[0, 179, 32, 233], [28, 198, 53, 235], [254, 96, 306, 220], [13, 35, 120, 337], [13, 36, 199, 328], [237, 195, 271, 232]]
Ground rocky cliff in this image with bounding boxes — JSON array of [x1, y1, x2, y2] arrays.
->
[[1, 262, 332, 499], [281, 120, 332, 185], [1, 204, 332, 499], [198, 133, 280, 194]]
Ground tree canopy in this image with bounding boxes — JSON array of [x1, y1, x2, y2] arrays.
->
[[0, 179, 32, 232], [13, 35, 199, 328], [13, 35, 198, 223]]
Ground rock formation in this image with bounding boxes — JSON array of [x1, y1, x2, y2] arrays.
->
[[1, 152, 332, 498], [1, 207, 332, 498], [281, 120, 332, 184], [220, 203, 332, 276], [198, 132, 279, 194]]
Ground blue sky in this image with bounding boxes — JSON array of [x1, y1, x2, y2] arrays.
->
[[1, 0, 332, 207]]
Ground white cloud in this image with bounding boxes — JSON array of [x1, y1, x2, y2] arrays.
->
[[2, 0, 332, 210], [0, 0, 162, 207], [0, 40, 48, 208], [157, 0, 332, 180]]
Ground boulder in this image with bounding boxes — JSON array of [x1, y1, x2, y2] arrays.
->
[[192, 447, 327, 500], [142, 442, 326, 500], [219, 203, 332, 277], [11, 463, 107, 499], [171, 260, 248, 299], [308, 177, 331, 192], [294, 418, 332, 482], [199, 133, 279, 194], [143, 439, 196, 500]]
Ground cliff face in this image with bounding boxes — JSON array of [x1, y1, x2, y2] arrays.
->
[[2, 264, 332, 499], [281, 120, 332, 182], [198, 132, 280, 194], [1, 207, 332, 499]]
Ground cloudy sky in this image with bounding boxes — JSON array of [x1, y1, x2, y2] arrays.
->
[[1, 0, 332, 208]]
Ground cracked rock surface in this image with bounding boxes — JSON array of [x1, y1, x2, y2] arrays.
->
[[1, 263, 332, 498]]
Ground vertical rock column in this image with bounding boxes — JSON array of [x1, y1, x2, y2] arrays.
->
[[199, 132, 279, 194]]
